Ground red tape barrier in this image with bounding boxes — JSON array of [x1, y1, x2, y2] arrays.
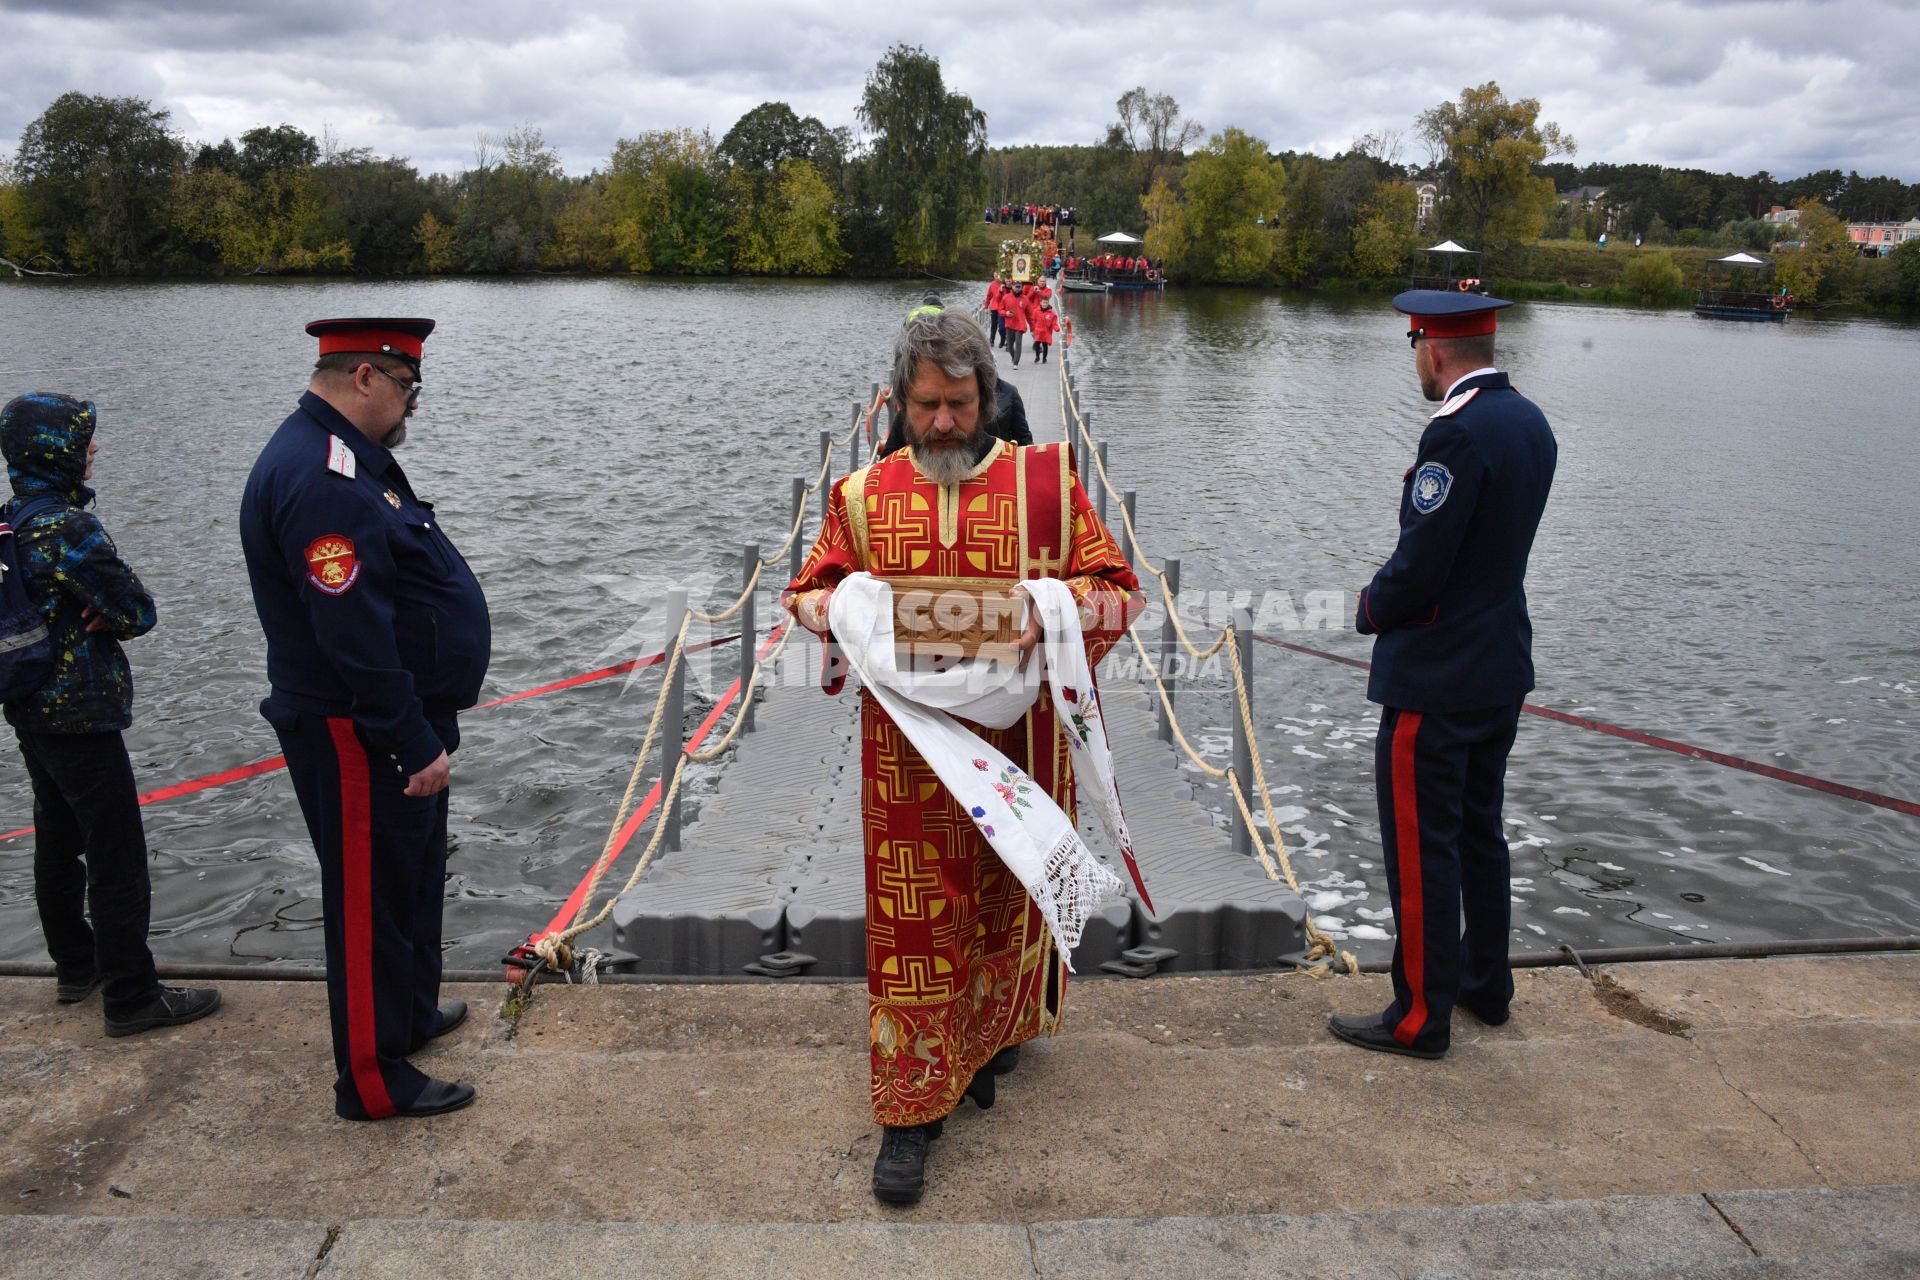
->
[[512, 623, 788, 975], [0, 635, 740, 843], [1254, 633, 1920, 819]]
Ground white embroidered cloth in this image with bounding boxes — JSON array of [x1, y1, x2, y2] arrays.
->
[[827, 573, 1138, 966]]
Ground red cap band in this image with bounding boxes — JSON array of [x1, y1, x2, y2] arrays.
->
[[314, 327, 427, 360], [1409, 310, 1498, 339]]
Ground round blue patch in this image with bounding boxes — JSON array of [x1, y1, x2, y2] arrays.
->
[[1411, 462, 1453, 514]]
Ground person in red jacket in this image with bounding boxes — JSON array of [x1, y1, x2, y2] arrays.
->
[[985, 278, 1005, 348], [1001, 282, 1030, 364], [1030, 301, 1059, 363]]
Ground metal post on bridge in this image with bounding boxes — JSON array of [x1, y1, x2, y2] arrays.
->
[[1121, 489, 1137, 571], [788, 478, 805, 585], [850, 402, 862, 471], [1157, 557, 1180, 744], [1096, 437, 1109, 525], [740, 543, 758, 733], [818, 430, 832, 522], [1230, 605, 1255, 857], [663, 588, 689, 853]]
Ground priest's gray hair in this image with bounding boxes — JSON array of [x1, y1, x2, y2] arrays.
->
[[891, 309, 997, 420]]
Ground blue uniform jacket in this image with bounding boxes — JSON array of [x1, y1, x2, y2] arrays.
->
[[1357, 371, 1557, 712], [239, 392, 490, 774]]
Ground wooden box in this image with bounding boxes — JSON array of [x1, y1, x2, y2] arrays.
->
[[891, 580, 1024, 662]]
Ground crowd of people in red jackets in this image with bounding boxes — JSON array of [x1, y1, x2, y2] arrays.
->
[[982, 277, 1060, 367], [986, 203, 1074, 228], [1063, 252, 1157, 281]]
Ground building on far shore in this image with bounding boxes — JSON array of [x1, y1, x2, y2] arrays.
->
[[1762, 205, 1801, 226], [1557, 185, 1615, 232], [1846, 217, 1920, 255], [1415, 182, 1438, 227]]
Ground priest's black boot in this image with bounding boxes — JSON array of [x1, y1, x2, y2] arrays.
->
[[964, 1068, 996, 1110], [872, 1119, 943, 1204]]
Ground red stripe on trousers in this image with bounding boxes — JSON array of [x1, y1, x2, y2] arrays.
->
[[1390, 711, 1428, 1047], [327, 718, 394, 1120]]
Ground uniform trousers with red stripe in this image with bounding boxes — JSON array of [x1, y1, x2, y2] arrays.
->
[[1375, 702, 1522, 1053], [265, 702, 449, 1119]]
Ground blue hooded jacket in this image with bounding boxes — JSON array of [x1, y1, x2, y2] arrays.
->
[[1, 393, 157, 734]]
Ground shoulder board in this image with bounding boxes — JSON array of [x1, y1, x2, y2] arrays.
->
[[1431, 387, 1480, 419], [326, 435, 357, 479]]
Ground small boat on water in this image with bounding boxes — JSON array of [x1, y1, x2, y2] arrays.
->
[[1695, 251, 1791, 321], [1061, 277, 1110, 293]]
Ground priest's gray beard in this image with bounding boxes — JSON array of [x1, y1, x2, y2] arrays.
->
[[912, 427, 989, 486]]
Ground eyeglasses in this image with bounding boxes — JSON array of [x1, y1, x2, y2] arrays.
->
[[368, 363, 423, 405], [1408, 328, 1427, 349]]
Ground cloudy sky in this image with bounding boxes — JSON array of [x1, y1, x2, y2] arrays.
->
[[4, 0, 1917, 182]]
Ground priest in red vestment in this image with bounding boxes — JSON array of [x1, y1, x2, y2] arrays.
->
[[784, 310, 1141, 1204]]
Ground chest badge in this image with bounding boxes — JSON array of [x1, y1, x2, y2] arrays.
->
[[305, 534, 361, 596], [384, 489, 402, 509], [1410, 462, 1453, 514]]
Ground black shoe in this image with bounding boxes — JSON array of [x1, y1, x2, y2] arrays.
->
[[56, 971, 101, 1004], [105, 986, 221, 1038], [342, 1077, 476, 1121], [1460, 999, 1510, 1027], [1327, 1012, 1446, 1060], [964, 1068, 996, 1110], [988, 1045, 1020, 1075], [413, 1000, 468, 1050], [872, 1120, 943, 1204]]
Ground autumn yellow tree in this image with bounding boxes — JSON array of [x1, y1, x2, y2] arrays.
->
[[1774, 198, 1855, 305], [1418, 82, 1573, 253]]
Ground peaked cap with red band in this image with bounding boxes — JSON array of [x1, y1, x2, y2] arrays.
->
[[305, 317, 436, 366], [1391, 289, 1512, 339]]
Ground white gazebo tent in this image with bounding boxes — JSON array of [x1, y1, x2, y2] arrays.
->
[[1711, 251, 1770, 267], [1097, 230, 1143, 244]]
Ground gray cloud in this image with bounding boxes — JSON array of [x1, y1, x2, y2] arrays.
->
[[3, 0, 1916, 181]]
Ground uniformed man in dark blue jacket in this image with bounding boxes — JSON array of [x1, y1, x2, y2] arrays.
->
[[1329, 290, 1557, 1060], [240, 318, 491, 1119]]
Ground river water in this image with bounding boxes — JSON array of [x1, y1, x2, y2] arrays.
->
[[0, 277, 1914, 969]]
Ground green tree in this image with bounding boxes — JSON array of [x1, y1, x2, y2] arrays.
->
[[1163, 127, 1285, 284], [15, 92, 186, 274], [605, 128, 730, 274], [310, 149, 434, 273], [543, 177, 620, 271], [719, 102, 836, 176], [731, 158, 846, 275], [413, 210, 461, 273], [0, 160, 51, 268], [1622, 250, 1685, 303], [1417, 82, 1573, 255], [1352, 181, 1420, 278], [855, 44, 987, 270], [1774, 198, 1855, 305], [456, 126, 567, 272]]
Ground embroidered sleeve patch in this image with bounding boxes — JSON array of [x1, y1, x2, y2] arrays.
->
[[1411, 462, 1453, 514], [305, 534, 361, 595]]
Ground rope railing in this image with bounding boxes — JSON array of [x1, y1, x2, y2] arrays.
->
[[1058, 349, 1357, 975], [529, 620, 797, 974], [691, 385, 885, 625], [521, 382, 886, 979]]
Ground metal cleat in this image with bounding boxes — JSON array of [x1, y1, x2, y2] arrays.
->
[[743, 950, 818, 978], [1099, 945, 1180, 978]]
